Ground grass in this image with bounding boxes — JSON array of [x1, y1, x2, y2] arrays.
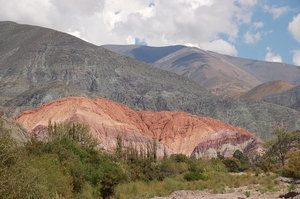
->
[[113, 172, 294, 199]]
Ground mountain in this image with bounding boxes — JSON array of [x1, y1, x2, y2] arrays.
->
[[102, 45, 300, 96], [1, 21, 300, 140], [263, 84, 300, 112], [3, 80, 98, 116], [103, 45, 262, 96], [223, 55, 300, 85], [0, 111, 29, 143], [0, 21, 211, 115], [15, 97, 263, 158], [240, 80, 295, 100]]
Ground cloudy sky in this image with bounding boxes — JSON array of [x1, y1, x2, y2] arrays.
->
[[1, 0, 300, 65]]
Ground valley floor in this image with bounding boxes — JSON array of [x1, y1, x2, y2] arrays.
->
[[152, 185, 286, 199]]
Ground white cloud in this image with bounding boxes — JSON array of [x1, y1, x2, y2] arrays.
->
[[0, 0, 58, 27], [243, 29, 272, 44], [126, 35, 135, 44], [292, 50, 300, 66], [0, 0, 257, 53], [265, 47, 282, 62], [199, 39, 238, 56], [253, 21, 264, 29], [244, 31, 261, 44], [288, 13, 300, 42], [67, 29, 89, 42], [263, 5, 290, 19]]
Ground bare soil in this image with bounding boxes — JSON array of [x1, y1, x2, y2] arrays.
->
[[152, 184, 289, 199]]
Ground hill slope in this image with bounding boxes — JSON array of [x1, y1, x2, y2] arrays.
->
[[240, 80, 295, 100], [223, 55, 300, 85], [0, 21, 211, 114], [0, 111, 29, 143], [15, 97, 262, 157], [1, 21, 300, 140], [103, 45, 262, 95], [263, 84, 300, 112]]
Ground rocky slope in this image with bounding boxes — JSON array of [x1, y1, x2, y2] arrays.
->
[[263, 84, 300, 112], [0, 21, 211, 115], [103, 45, 262, 95], [240, 80, 295, 100], [15, 97, 262, 157], [0, 111, 29, 143], [1, 21, 300, 140]]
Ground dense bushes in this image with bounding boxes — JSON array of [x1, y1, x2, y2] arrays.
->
[[2, 124, 300, 198], [222, 157, 242, 172], [25, 133, 128, 198], [184, 172, 210, 181], [0, 121, 130, 198]]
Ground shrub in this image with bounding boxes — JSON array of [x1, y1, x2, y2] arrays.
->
[[161, 159, 188, 175], [245, 191, 250, 197], [170, 154, 190, 163], [282, 151, 300, 178], [126, 157, 164, 182], [190, 158, 227, 173], [222, 157, 241, 172], [184, 172, 210, 181]]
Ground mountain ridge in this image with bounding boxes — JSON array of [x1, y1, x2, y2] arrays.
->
[[103, 44, 300, 96], [1, 21, 300, 140]]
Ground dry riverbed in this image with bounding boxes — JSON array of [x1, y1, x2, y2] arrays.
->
[[152, 181, 295, 199]]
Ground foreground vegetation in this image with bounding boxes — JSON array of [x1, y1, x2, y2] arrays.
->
[[1, 117, 300, 198]]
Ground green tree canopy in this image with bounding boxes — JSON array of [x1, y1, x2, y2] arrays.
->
[[264, 129, 300, 166]]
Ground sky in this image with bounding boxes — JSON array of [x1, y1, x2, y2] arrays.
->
[[0, 0, 300, 65]]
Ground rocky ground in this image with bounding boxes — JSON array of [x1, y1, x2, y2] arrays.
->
[[152, 188, 282, 199], [152, 178, 300, 199]]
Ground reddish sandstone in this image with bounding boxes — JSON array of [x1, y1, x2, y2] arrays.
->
[[15, 97, 259, 156]]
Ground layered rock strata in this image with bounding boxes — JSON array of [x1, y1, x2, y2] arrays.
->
[[15, 97, 263, 157], [191, 130, 264, 159]]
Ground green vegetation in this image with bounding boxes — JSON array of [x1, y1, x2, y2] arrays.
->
[[1, 124, 300, 198], [264, 129, 300, 166], [183, 172, 210, 181], [245, 191, 250, 197]]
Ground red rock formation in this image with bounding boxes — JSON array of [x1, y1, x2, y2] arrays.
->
[[137, 111, 257, 156], [15, 97, 262, 157], [191, 130, 264, 159]]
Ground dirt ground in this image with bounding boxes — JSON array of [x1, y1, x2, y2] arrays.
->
[[152, 185, 289, 199]]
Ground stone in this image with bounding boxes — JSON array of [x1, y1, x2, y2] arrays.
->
[[280, 189, 300, 198]]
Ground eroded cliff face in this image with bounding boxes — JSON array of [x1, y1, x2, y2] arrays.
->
[[191, 130, 264, 159], [137, 111, 258, 156], [15, 97, 262, 157]]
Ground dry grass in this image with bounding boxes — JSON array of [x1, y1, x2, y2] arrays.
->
[[113, 172, 297, 199]]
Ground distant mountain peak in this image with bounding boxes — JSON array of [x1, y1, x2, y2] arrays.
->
[[103, 44, 300, 96]]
